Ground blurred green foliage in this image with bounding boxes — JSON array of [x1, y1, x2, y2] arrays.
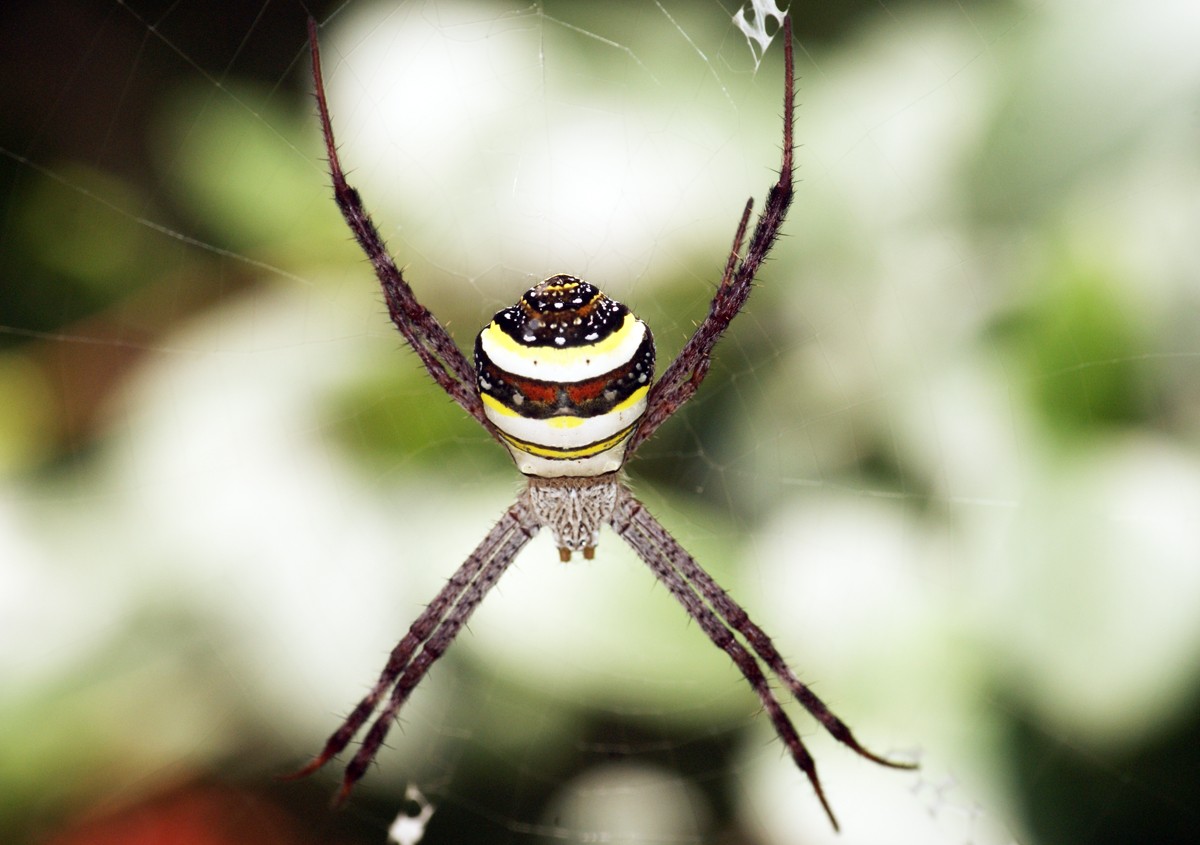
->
[[998, 252, 1148, 438]]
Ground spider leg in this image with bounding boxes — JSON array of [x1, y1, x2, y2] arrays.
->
[[621, 489, 917, 773], [333, 495, 539, 803], [721, 197, 755, 301], [608, 486, 841, 832], [677, 556, 916, 770], [285, 498, 538, 794], [629, 16, 795, 453], [307, 18, 496, 439]]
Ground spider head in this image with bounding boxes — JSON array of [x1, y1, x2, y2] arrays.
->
[[474, 275, 655, 477]]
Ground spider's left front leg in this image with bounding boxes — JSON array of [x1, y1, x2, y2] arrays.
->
[[662, 531, 917, 772], [307, 19, 496, 438], [607, 484, 841, 831], [609, 483, 917, 830]]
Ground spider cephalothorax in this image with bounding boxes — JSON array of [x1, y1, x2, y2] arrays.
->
[[293, 15, 915, 831]]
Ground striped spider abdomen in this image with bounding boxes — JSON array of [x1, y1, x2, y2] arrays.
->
[[474, 274, 655, 477]]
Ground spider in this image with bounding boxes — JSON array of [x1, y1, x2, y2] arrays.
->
[[292, 15, 915, 831]]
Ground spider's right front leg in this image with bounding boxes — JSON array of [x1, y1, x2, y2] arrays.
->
[[286, 497, 538, 802]]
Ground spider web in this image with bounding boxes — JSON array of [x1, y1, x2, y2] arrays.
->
[[3, 1, 1200, 844]]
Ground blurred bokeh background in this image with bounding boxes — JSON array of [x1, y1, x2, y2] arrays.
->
[[3, 0, 1200, 843]]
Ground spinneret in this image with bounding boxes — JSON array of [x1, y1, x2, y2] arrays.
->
[[475, 275, 655, 477]]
